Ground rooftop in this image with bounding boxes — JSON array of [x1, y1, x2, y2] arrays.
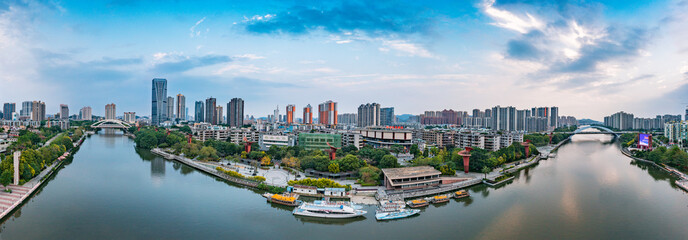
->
[[381, 166, 441, 180]]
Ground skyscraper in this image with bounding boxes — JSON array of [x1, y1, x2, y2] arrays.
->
[[80, 106, 92, 121], [228, 98, 244, 127], [215, 105, 223, 124], [176, 94, 186, 121], [205, 97, 216, 124], [273, 105, 280, 123], [167, 96, 175, 120], [550, 107, 559, 128], [195, 101, 204, 123], [2, 103, 15, 120], [303, 104, 313, 124], [685, 105, 687, 121], [32, 101, 46, 121], [286, 104, 295, 124], [20, 101, 33, 119], [123, 112, 136, 123], [491, 105, 516, 131], [105, 103, 116, 120], [59, 104, 69, 119], [318, 100, 337, 125], [357, 103, 380, 127], [151, 78, 167, 125], [380, 107, 395, 126]]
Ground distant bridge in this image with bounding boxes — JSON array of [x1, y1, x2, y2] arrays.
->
[[91, 119, 132, 129]]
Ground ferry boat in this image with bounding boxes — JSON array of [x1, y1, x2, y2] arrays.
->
[[262, 193, 302, 207], [375, 208, 421, 221], [431, 195, 449, 203], [453, 190, 470, 199], [406, 199, 429, 208], [292, 201, 366, 219]]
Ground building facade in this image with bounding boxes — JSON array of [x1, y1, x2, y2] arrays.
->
[[228, 98, 244, 127], [80, 106, 92, 121], [105, 103, 116, 120], [194, 101, 204, 123], [20, 101, 32, 120], [176, 94, 186, 121], [205, 97, 216, 125], [31, 101, 46, 122], [357, 103, 380, 127], [2, 103, 15, 120], [151, 78, 167, 125], [318, 101, 337, 125], [123, 112, 136, 123], [59, 104, 69, 119], [286, 104, 295, 124], [303, 104, 313, 124], [380, 107, 395, 126], [297, 133, 341, 150]]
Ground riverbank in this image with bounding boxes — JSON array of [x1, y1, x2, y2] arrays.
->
[[618, 143, 688, 193], [0, 133, 86, 220]]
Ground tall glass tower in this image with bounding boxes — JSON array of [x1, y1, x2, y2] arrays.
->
[[151, 78, 167, 125]]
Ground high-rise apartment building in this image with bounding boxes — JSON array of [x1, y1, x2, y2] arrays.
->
[[205, 97, 216, 124], [59, 104, 69, 119], [3, 103, 16, 120], [151, 78, 168, 125], [604, 111, 634, 130], [380, 107, 395, 126], [549, 107, 559, 128], [123, 112, 136, 123], [32, 101, 46, 121], [273, 106, 280, 123], [105, 103, 116, 120], [215, 106, 223, 124], [195, 101, 204, 123], [491, 106, 516, 131], [286, 104, 295, 124], [357, 103, 380, 127], [167, 96, 175, 120], [80, 106, 92, 121], [338, 113, 357, 125], [227, 98, 244, 127], [303, 104, 313, 124], [176, 94, 186, 121], [318, 100, 337, 125], [20, 101, 32, 119]]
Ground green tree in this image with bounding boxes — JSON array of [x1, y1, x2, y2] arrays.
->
[[481, 166, 491, 179], [328, 162, 340, 173], [358, 166, 382, 185], [336, 154, 365, 171], [378, 155, 400, 168]]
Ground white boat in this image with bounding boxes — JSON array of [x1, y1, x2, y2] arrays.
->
[[293, 201, 367, 219], [375, 209, 421, 221]]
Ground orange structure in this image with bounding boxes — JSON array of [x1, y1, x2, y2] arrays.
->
[[326, 142, 340, 160], [243, 137, 254, 153], [286, 104, 295, 124], [457, 147, 473, 173], [520, 140, 531, 157]]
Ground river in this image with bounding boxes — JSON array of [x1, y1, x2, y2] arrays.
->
[[0, 131, 687, 239]]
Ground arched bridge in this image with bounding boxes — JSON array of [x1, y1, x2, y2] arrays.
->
[[92, 119, 132, 129]]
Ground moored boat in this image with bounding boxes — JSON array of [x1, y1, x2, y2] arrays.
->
[[406, 199, 429, 208], [431, 195, 449, 203], [453, 190, 469, 199], [292, 201, 366, 219], [263, 193, 302, 207], [375, 208, 421, 221]]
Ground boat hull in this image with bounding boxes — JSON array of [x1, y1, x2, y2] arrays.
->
[[292, 209, 367, 219], [375, 209, 421, 221]]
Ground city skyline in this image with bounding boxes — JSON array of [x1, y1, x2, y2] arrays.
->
[[0, 1, 687, 120]]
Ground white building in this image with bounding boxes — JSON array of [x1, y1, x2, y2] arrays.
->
[[258, 134, 296, 150]]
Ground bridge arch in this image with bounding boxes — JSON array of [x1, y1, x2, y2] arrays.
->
[[91, 119, 132, 129], [573, 125, 615, 134]]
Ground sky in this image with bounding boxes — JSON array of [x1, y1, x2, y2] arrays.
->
[[0, 0, 687, 120]]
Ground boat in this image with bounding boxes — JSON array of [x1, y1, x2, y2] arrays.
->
[[406, 199, 429, 208], [292, 201, 367, 219], [375, 208, 421, 221], [262, 193, 302, 207], [431, 195, 449, 203], [453, 190, 470, 199]]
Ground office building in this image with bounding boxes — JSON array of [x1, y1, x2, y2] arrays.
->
[[298, 133, 341, 150], [123, 112, 136, 123], [105, 103, 116, 120], [59, 104, 69, 119], [31, 101, 46, 121], [176, 94, 186, 121], [195, 101, 204, 123], [273, 106, 280, 123], [357, 103, 380, 127], [228, 98, 244, 127], [151, 78, 167, 125], [2, 103, 15, 121], [259, 134, 296, 151], [20, 101, 32, 119], [80, 106, 92, 121], [167, 96, 175, 120], [380, 107, 395, 126], [205, 97, 216, 124], [303, 104, 313, 124], [318, 100, 337, 125], [286, 104, 295, 124]]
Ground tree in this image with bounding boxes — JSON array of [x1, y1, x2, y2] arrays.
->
[[261, 156, 272, 166], [410, 144, 421, 158], [439, 165, 455, 175], [300, 155, 330, 171], [179, 126, 192, 134], [282, 156, 300, 168], [390, 144, 404, 154], [481, 166, 491, 179], [328, 162, 340, 173], [358, 166, 381, 185], [336, 154, 365, 171], [378, 155, 400, 168], [199, 146, 219, 161]]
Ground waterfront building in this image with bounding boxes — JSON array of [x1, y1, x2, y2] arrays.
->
[[31, 101, 46, 122], [193, 124, 229, 141], [664, 121, 687, 145], [318, 100, 337, 125], [227, 127, 258, 144], [59, 104, 69, 120], [151, 78, 168, 126], [380, 107, 395, 126], [20, 101, 32, 120], [2, 103, 15, 121], [258, 134, 296, 150], [205, 97, 216, 125], [80, 106, 92, 121], [381, 166, 441, 190], [176, 94, 186, 121], [228, 98, 244, 127], [357, 103, 380, 128], [303, 104, 313, 124], [484, 134, 501, 151], [297, 133, 341, 150], [123, 112, 136, 123], [286, 104, 295, 124], [195, 101, 204, 123], [105, 103, 116, 120], [358, 127, 412, 149]]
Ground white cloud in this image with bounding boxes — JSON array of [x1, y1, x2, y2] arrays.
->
[[190, 17, 206, 38], [482, 0, 543, 34], [233, 54, 265, 60], [380, 39, 435, 58]]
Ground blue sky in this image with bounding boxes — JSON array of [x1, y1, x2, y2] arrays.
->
[[0, 0, 687, 120]]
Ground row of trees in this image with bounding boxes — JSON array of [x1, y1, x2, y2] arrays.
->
[[634, 146, 688, 171], [524, 133, 571, 147], [409, 143, 539, 175]]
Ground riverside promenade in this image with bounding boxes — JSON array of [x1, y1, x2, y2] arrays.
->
[[0, 133, 84, 220]]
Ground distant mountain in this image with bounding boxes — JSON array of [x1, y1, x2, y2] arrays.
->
[[579, 118, 603, 125]]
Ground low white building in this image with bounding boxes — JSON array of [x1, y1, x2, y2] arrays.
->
[[293, 185, 317, 195], [258, 134, 296, 150], [324, 188, 346, 197]]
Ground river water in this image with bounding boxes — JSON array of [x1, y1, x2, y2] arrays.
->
[[1, 132, 687, 240]]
